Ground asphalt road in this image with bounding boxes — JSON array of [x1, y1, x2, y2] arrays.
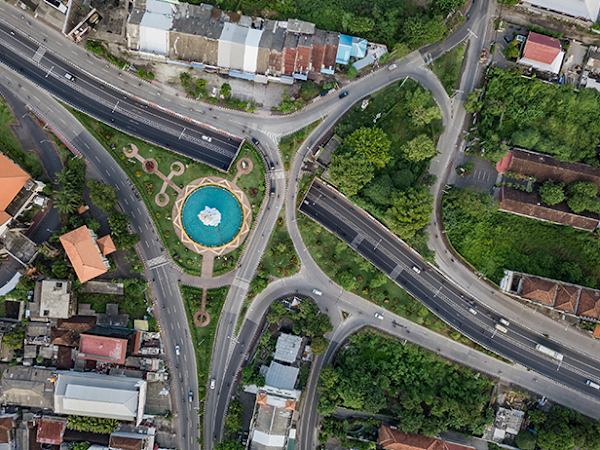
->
[[0, 20, 242, 171], [300, 178, 600, 396]]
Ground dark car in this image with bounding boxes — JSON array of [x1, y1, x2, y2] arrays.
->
[[269, 161, 275, 170], [339, 91, 349, 99], [251, 137, 260, 146]]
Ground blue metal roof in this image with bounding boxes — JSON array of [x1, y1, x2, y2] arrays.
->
[[336, 34, 367, 64]]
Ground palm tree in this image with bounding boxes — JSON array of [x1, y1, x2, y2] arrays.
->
[[53, 188, 80, 215]]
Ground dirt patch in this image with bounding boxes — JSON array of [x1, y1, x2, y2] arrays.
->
[[248, 187, 258, 198]]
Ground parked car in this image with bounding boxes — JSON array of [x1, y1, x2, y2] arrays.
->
[[388, 63, 398, 71], [374, 312, 384, 320]]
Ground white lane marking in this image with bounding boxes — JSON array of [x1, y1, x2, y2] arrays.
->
[[123, 198, 129, 205], [177, 323, 181, 329], [95, 156, 100, 162], [144, 240, 149, 248]]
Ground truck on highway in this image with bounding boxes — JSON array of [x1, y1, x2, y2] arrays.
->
[[535, 344, 563, 361], [586, 380, 600, 389], [494, 324, 508, 333]]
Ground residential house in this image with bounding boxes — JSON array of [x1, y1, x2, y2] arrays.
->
[[518, 31, 565, 74], [0, 414, 17, 450], [36, 417, 67, 446], [0, 153, 46, 237], [59, 225, 116, 283], [30, 280, 76, 321], [78, 333, 128, 365], [249, 393, 296, 450], [0, 366, 54, 409]]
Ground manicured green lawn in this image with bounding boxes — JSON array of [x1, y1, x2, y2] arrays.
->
[[279, 121, 320, 170], [180, 284, 227, 440], [67, 107, 265, 276], [261, 213, 300, 277], [430, 42, 466, 96], [0, 97, 44, 178]]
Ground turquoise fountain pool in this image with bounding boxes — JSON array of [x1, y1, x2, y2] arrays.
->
[[181, 186, 243, 247]]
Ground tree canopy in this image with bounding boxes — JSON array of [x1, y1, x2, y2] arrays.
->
[[385, 186, 433, 240], [87, 180, 118, 212], [329, 149, 374, 196], [214, 439, 244, 450], [538, 180, 565, 206], [470, 67, 600, 163], [346, 127, 392, 169], [401, 134, 437, 162], [317, 331, 493, 436]]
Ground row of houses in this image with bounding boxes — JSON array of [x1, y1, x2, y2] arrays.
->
[[126, 0, 374, 84]]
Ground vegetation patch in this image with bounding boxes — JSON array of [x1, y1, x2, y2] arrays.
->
[[0, 96, 43, 178], [317, 330, 494, 437], [180, 284, 228, 441], [329, 80, 442, 250], [464, 67, 600, 163], [443, 186, 600, 287], [430, 42, 466, 96], [261, 215, 300, 277], [279, 121, 320, 170]]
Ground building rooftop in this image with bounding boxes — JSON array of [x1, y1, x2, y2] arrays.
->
[[54, 371, 146, 424], [109, 434, 144, 450], [78, 334, 128, 365], [286, 19, 314, 34], [273, 334, 302, 364], [0, 230, 37, 265], [97, 235, 116, 256], [0, 415, 15, 444], [554, 284, 580, 313], [60, 226, 111, 283], [36, 417, 67, 445], [521, 276, 558, 305], [35, 280, 73, 320], [251, 393, 294, 450], [519, 32, 564, 73], [57, 315, 96, 333], [265, 362, 299, 391], [0, 153, 31, 216], [498, 186, 599, 231], [379, 425, 446, 450], [576, 288, 600, 319], [0, 366, 54, 409], [507, 148, 600, 190], [522, 0, 600, 22]]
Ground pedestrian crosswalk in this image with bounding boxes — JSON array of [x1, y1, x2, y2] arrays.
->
[[146, 254, 169, 269], [32, 47, 46, 63]]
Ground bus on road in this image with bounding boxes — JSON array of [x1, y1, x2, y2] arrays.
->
[[535, 344, 564, 361]]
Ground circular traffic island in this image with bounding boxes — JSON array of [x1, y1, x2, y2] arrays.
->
[[172, 177, 252, 256]]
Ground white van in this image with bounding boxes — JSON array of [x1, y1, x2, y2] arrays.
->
[[64, 73, 76, 82], [468, 307, 477, 315], [312, 289, 322, 296], [586, 380, 600, 389], [499, 318, 510, 327], [202, 135, 212, 142]]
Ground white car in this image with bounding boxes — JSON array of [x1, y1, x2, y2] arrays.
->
[[210, 378, 216, 390], [374, 312, 384, 320], [412, 265, 421, 274], [202, 135, 212, 142], [175, 344, 180, 356]]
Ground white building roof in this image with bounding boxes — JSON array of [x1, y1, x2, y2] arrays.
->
[[265, 362, 299, 391], [54, 372, 147, 424], [273, 334, 302, 364], [518, 50, 564, 74], [252, 431, 285, 447], [523, 0, 600, 22], [138, 0, 173, 55]]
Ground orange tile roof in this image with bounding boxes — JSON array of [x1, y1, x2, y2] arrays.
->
[[110, 436, 144, 450], [554, 284, 580, 313], [59, 225, 108, 283], [593, 325, 600, 338], [521, 276, 557, 305], [0, 416, 15, 444], [77, 205, 87, 214], [0, 211, 11, 225], [523, 32, 561, 65], [78, 334, 127, 364], [97, 235, 117, 255], [379, 425, 447, 450], [0, 153, 30, 217], [576, 289, 600, 319]]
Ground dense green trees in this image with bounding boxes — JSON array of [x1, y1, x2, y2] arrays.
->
[[515, 431, 536, 450], [224, 398, 243, 434], [329, 80, 442, 244], [539, 180, 565, 206], [219, 83, 232, 98], [385, 186, 433, 240], [241, 365, 266, 387], [214, 440, 244, 450], [346, 127, 392, 168], [67, 416, 119, 434], [54, 158, 86, 215], [87, 180, 118, 212], [470, 68, 600, 164], [317, 331, 493, 436], [329, 149, 374, 196], [2, 326, 24, 350], [566, 182, 600, 214], [443, 186, 600, 287], [526, 406, 600, 450]]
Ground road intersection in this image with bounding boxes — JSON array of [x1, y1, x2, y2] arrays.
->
[[1, 1, 600, 450]]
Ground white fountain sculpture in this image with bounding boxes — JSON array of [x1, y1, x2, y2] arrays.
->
[[198, 206, 221, 227]]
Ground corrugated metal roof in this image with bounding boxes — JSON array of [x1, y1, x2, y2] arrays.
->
[[524, 0, 600, 21]]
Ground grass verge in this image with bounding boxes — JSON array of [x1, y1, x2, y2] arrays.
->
[[180, 284, 228, 443], [430, 42, 466, 96], [66, 107, 265, 276], [0, 95, 44, 178], [279, 121, 321, 170], [261, 213, 300, 278]]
